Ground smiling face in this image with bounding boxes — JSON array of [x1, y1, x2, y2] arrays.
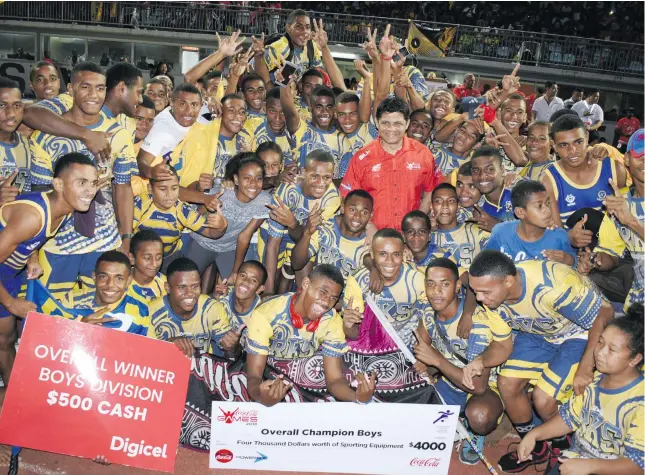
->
[[526, 124, 551, 162], [425, 266, 460, 313], [378, 111, 409, 146], [626, 150, 644, 187], [472, 155, 504, 195], [432, 188, 459, 228], [286, 15, 312, 48], [71, 71, 106, 116], [171, 91, 201, 127], [311, 94, 335, 130], [94, 261, 131, 306], [452, 122, 480, 155], [55, 163, 99, 213], [456, 173, 481, 208], [341, 194, 373, 235], [302, 160, 333, 199], [234, 162, 264, 203], [300, 275, 342, 320], [30, 64, 60, 100], [407, 111, 433, 143], [371, 237, 404, 285], [501, 98, 526, 135], [166, 270, 201, 317], [265, 98, 285, 134], [221, 97, 247, 135], [242, 79, 266, 113], [336, 100, 360, 135], [299, 75, 324, 106], [0, 88, 23, 137], [429, 91, 454, 121], [134, 104, 156, 142], [553, 127, 588, 169], [145, 83, 169, 113], [234, 263, 265, 300]]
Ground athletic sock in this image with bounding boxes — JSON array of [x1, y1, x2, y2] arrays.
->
[[551, 434, 571, 450], [514, 419, 548, 452]]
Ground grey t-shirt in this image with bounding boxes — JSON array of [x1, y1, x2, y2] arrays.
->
[[191, 188, 271, 252]]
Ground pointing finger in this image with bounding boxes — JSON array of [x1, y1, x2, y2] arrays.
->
[[510, 62, 520, 77]]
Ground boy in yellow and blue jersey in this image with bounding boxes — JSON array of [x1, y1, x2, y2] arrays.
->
[[468, 250, 615, 472], [127, 230, 166, 303], [0, 78, 32, 197], [0, 153, 98, 384], [133, 168, 227, 260], [259, 150, 341, 294], [541, 114, 626, 228], [455, 162, 484, 224], [291, 190, 372, 281], [245, 264, 376, 406], [150, 257, 239, 357], [401, 210, 453, 276], [430, 120, 483, 177], [293, 69, 325, 123], [430, 183, 489, 270], [412, 259, 508, 466], [243, 88, 295, 164], [217, 260, 266, 331], [281, 80, 343, 178], [517, 304, 644, 475], [343, 229, 426, 347], [214, 94, 251, 178], [29, 62, 139, 297], [60, 251, 155, 337], [471, 145, 516, 229]]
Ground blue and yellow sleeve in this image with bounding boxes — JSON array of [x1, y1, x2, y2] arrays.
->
[[342, 274, 366, 314], [467, 307, 512, 362], [29, 132, 55, 186], [319, 314, 349, 357], [245, 309, 274, 356], [266, 184, 289, 238], [551, 266, 605, 330], [625, 403, 645, 469], [109, 124, 138, 185], [177, 201, 207, 232]]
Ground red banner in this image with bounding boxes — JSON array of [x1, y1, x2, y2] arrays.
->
[[0, 312, 190, 472]]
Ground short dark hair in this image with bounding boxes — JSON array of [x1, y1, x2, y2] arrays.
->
[[536, 87, 545, 95], [265, 87, 281, 105], [511, 180, 546, 209], [426, 257, 459, 281], [239, 260, 268, 285], [549, 108, 578, 123], [607, 303, 644, 359], [0, 77, 20, 90], [376, 96, 410, 121], [241, 73, 265, 91], [106, 63, 142, 92], [202, 70, 222, 87], [431, 182, 457, 200], [167, 257, 200, 281], [256, 140, 284, 160], [301, 68, 325, 83], [336, 91, 360, 106], [172, 83, 201, 100], [345, 189, 374, 207], [544, 81, 557, 89], [410, 108, 433, 122], [457, 161, 473, 177], [149, 164, 178, 183], [551, 114, 586, 139], [309, 264, 345, 291], [373, 228, 405, 245], [331, 86, 345, 97], [287, 9, 309, 24], [527, 120, 551, 135], [221, 92, 246, 107], [71, 61, 104, 82], [224, 152, 265, 182], [304, 150, 334, 168], [401, 211, 431, 232], [310, 85, 335, 103], [130, 230, 163, 256], [95, 250, 131, 274], [469, 250, 517, 279], [586, 89, 600, 97], [471, 144, 503, 165], [53, 152, 96, 178], [502, 93, 526, 108], [139, 95, 156, 111], [572, 87, 583, 93], [29, 61, 58, 83]]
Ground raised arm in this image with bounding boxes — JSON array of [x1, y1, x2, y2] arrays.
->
[[313, 19, 346, 91], [354, 60, 373, 124], [250, 34, 271, 85], [279, 76, 301, 135], [184, 30, 244, 85]]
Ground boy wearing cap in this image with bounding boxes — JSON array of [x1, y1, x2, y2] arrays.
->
[[577, 129, 644, 312]]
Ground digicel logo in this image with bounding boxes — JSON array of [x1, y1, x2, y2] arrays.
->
[[215, 449, 234, 463]]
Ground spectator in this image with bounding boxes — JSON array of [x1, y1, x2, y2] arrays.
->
[[563, 88, 584, 109], [100, 53, 110, 67], [43, 50, 54, 64], [152, 61, 171, 78], [531, 81, 564, 122], [615, 108, 641, 151], [571, 89, 604, 131], [453, 73, 480, 100]]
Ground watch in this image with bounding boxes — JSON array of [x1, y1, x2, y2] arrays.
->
[[121, 233, 134, 240]]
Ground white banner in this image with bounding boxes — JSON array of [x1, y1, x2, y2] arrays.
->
[[210, 401, 459, 475]]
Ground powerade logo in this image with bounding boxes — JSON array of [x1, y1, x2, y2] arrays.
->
[[238, 452, 268, 463]]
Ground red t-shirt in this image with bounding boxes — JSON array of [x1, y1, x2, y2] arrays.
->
[[616, 117, 641, 143], [453, 85, 481, 100], [340, 137, 442, 231]]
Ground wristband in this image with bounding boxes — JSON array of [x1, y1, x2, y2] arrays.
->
[[121, 233, 134, 240], [483, 105, 497, 124], [380, 54, 392, 61], [355, 395, 373, 405]]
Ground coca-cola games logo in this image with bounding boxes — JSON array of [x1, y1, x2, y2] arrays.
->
[[217, 407, 259, 425], [410, 458, 440, 467], [215, 449, 234, 463]]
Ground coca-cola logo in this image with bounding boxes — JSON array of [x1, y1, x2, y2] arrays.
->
[[215, 449, 234, 463], [410, 457, 440, 467]]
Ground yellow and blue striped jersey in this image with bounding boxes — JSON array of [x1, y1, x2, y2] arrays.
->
[[295, 97, 311, 122], [356, 65, 431, 102], [245, 293, 347, 359], [218, 291, 261, 330], [0, 132, 32, 193], [481, 188, 516, 222], [559, 373, 644, 468], [542, 158, 618, 224], [412, 243, 454, 277], [0, 192, 65, 274], [149, 294, 232, 354], [60, 288, 155, 338], [457, 205, 476, 224], [307, 217, 369, 280], [431, 222, 489, 270], [430, 144, 470, 177], [292, 121, 343, 177], [264, 36, 323, 81], [133, 193, 207, 256], [519, 158, 555, 181], [214, 131, 250, 178], [338, 121, 379, 178], [242, 116, 295, 164], [127, 272, 167, 303], [343, 263, 426, 346], [495, 260, 606, 344]]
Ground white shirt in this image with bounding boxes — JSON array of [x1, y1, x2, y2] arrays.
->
[[532, 95, 565, 122], [141, 108, 193, 158], [571, 100, 604, 127]]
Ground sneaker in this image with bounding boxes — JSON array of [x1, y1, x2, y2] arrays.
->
[[546, 447, 562, 474], [498, 440, 550, 473], [459, 433, 485, 465]]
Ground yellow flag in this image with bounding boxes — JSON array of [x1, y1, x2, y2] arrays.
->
[[407, 22, 456, 58]]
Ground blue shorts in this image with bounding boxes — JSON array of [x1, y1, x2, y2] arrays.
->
[[40, 250, 104, 298], [499, 333, 587, 402], [0, 267, 23, 319], [435, 378, 468, 411]]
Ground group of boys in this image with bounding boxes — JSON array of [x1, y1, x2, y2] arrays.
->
[[0, 9, 642, 474]]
